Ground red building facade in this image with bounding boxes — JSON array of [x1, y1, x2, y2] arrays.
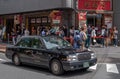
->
[[77, 0, 113, 29]]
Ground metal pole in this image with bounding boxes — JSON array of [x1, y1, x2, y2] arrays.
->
[[94, 15, 95, 27], [8, 34, 9, 44]]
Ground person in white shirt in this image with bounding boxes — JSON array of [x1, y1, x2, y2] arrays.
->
[[101, 25, 109, 47], [24, 28, 29, 36], [91, 26, 96, 45]]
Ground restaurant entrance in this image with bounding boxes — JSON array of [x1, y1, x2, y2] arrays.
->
[[87, 13, 103, 27]]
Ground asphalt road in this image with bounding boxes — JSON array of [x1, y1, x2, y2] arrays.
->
[[0, 46, 120, 79]]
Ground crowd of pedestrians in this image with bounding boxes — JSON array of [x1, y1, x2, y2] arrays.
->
[[6, 25, 67, 44], [0, 24, 119, 50], [69, 24, 119, 50]]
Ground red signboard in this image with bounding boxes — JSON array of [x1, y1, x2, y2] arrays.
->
[[49, 10, 62, 24], [78, 12, 87, 20], [78, 0, 111, 11]]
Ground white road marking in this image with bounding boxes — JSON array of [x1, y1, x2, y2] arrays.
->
[[0, 56, 120, 75], [0, 58, 6, 62], [89, 64, 97, 70], [106, 63, 119, 74]]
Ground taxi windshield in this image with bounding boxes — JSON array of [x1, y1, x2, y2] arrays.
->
[[43, 36, 72, 49]]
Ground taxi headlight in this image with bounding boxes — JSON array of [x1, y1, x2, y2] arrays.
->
[[91, 53, 96, 59], [67, 55, 78, 61]]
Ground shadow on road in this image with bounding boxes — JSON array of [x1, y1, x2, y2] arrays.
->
[[105, 57, 120, 63], [2, 61, 93, 78]]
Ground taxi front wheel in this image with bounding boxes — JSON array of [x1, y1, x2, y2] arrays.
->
[[50, 59, 64, 75], [12, 54, 21, 66]]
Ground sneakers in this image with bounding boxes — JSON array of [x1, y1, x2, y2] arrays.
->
[[114, 45, 118, 47], [100, 45, 105, 48], [115, 45, 118, 47], [87, 48, 91, 51]]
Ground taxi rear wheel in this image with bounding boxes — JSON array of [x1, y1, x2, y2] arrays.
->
[[12, 54, 21, 66], [50, 59, 64, 75]]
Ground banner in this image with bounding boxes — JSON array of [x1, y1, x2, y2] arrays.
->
[[78, 0, 111, 11], [78, 12, 87, 20], [14, 14, 22, 25], [105, 16, 112, 29], [49, 10, 62, 24], [78, 12, 87, 28]]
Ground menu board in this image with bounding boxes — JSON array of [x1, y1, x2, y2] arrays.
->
[[31, 18, 35, 23], [36, 18, 41, 23], [42, 17, 47, 23]]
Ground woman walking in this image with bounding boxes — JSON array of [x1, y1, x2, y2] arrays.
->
[[91, 26, 96, 46], [113, 26, 118, 47], [79, 26, 87, 51]]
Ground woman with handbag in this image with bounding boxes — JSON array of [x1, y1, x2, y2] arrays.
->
[[79, 26, 87, 51], [91, 26, 96, 46]]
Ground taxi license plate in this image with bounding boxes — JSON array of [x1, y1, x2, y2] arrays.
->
[[83, 62, 89, 68]]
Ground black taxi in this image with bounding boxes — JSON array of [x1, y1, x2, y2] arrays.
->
[[5, 35, 97, 75]]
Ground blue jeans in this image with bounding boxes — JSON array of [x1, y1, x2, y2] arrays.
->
[[113, 38, 118, 46], [85, 36, 91, 48], [74, 41, 80, 49], [101, 38, 105, 46]]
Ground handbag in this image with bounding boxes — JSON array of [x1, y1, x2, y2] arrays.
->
[[93, 39, 96, 43]]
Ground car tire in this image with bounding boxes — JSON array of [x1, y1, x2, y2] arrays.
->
[[50, 59, 64, 75], [12, 54, 21, 66]]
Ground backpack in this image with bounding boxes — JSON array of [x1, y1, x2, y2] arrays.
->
[[80, 31, 87, 42], [87, 28, 92, 36], [74, 35, 82, 46]]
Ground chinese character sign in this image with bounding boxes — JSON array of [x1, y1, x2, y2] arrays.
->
[[78, 0, 111, 11], [78, 12, 87, 20], [49, 10, 62, 24], [14, 15, 20, 25], [78, 12, 87, 28]]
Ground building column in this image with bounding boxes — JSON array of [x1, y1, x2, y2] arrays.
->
[[25, 16, 28, 29]]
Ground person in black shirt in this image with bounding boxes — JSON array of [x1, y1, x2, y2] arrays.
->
[[63, 25, 67, 37], [11, 28, 16, 45], [85, 25, 92, 48], [16, 26, 21, 42]]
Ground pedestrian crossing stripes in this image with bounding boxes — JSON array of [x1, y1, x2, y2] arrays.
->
[[89, 63, 119, 74], [106, 64, 119, 74]]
